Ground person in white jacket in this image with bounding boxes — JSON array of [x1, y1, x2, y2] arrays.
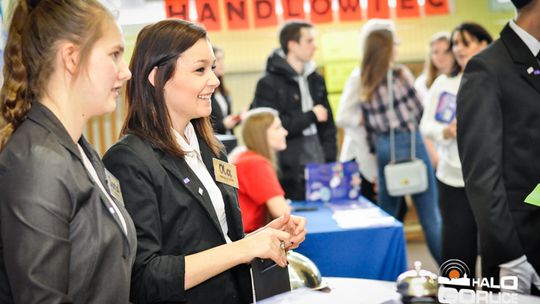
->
[[336, 68, 378, 203], [420, 22, 492, 276]]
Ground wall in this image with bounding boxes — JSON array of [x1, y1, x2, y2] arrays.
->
[[0, 0, 515, 154], [204, 0, 514, 119]]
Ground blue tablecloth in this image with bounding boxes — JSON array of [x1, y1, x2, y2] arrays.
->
[[292, 197, 407, 281]]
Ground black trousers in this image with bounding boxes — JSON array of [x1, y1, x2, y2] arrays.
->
[[437, 180, 478, 276]]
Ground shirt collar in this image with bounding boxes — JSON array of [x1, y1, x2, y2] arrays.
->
[[509, 19, 540, 57], [173, 122, 201, 158]]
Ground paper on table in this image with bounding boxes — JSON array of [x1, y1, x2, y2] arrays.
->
[[332, 208, 396, 229]]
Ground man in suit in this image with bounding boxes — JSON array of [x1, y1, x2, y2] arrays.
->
[[457, 0, 540, 294], [251, 21, 337, 201]]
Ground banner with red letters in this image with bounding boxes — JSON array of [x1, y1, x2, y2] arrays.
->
[[164, 0, 450, 31]]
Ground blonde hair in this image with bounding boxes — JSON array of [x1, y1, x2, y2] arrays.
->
[[360, 29, 394, 101], [422, 32, 456, 88], [242, 111, 279, 171], [0, 0, 114, 149]]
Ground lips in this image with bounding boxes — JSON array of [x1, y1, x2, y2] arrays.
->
[[197, 91, 214, 100], [111, 86, 122, 96], [197, 94, 212, 100]]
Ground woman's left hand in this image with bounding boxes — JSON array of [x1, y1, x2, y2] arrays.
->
[[265, 213, 306, 250]]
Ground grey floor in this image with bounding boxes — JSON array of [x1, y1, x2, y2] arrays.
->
[[406, 240, 438, 274]]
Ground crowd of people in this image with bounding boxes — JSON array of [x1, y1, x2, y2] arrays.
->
[[0, 0, 539, 302]]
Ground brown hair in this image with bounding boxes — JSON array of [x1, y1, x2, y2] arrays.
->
[[0, 0, 114, 150], [450, 22, 493, 74], [122, 19, 222, 158], [212, 45, 229, 97], [360, 29, 394, 101], [423, 32, 459, 88], [242, 112, 278, 171], [279, 20, 313, 54]]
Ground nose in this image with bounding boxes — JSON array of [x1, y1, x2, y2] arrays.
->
[[209, 71, 220, 88], [453, 43, 462, 54], [119, 58, 132, 82]]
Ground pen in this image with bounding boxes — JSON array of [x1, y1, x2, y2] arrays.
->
[[293, 207, 318, 212], [260, 262, 280, 274]]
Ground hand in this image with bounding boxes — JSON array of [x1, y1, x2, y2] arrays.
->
[[500, 257, 540, 294], [241, 227, 290, 267], [223, 114, 240, 130], [264, 213, 306, 250], [443, 121, 457, 139], [312, 105, 328, 122]]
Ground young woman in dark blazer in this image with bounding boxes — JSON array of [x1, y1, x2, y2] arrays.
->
[[210, 45, 240, 136], [0, 1, 135, 303], [103, 19, 306, 304]]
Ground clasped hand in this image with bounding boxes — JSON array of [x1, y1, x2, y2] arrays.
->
[[245, 213, 307, 268]]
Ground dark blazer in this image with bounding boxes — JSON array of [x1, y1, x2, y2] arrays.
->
[[0, 102, 137, 303], [103, 134, 252, 304], [210, 93, 232, 135], [457, 24, 540, 278]]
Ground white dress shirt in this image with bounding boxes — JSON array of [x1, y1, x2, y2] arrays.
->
[[173, 123, 232, 243], [509, 19, 540, 59]]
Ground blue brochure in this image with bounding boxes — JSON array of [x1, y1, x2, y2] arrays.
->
[[305, 160, 360, 203], [434, 92, 457, 124]]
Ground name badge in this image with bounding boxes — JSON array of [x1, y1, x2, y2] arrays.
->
[[212, 158, 239, 189], [105, 169, 125, 206]]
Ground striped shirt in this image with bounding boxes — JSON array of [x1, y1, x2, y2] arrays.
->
[[360, 65, 423, 152]]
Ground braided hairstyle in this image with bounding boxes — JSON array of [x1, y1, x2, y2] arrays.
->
[[0, 0, 114, 149]]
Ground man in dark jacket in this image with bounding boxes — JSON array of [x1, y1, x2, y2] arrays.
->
[[457, 0, 540, 294], [251, 20, 337, 201]]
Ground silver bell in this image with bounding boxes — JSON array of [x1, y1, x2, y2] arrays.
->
[[396, 261, 438, 303], [287, 251, 323, 290]]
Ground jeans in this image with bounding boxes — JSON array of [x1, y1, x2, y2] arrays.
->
[[376, 130, 442, 264]]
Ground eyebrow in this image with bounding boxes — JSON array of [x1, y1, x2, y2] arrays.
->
[[113, 44, 125, 52], [193, 59, 217, 65]]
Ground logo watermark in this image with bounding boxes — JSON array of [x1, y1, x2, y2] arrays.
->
[[438, 259, 519, 304]]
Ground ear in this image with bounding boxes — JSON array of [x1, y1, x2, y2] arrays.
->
[[287, 40, 297, 53], [148, 67, 157, 87], [59, 42, 79, 75]]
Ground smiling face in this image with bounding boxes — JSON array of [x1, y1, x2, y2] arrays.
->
[[162, 38, 220, 129], [451, 30, 488, 71], [77, 19, 131, 117], [267, 116, 288, 152]]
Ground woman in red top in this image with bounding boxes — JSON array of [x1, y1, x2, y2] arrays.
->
[[233, 109, 292, 233]]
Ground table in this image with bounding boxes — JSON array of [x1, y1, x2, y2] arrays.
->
[[258, 277, 540, 304], [291, 198, 407, 281]]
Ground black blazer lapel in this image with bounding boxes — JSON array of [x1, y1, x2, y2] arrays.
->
[[79, 138, 132, 242], [501, 24, 540, 94], [157, 149, 225, 241], [198, 139, 245, 240]]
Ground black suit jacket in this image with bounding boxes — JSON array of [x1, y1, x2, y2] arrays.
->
[[103, 134, 252, 304], [457, 24, 540, 276], [0, 102, 137, 303], [211, 94, 233, 135]]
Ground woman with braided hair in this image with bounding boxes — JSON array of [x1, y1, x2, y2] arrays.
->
[[0, 1, 135, 303]]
